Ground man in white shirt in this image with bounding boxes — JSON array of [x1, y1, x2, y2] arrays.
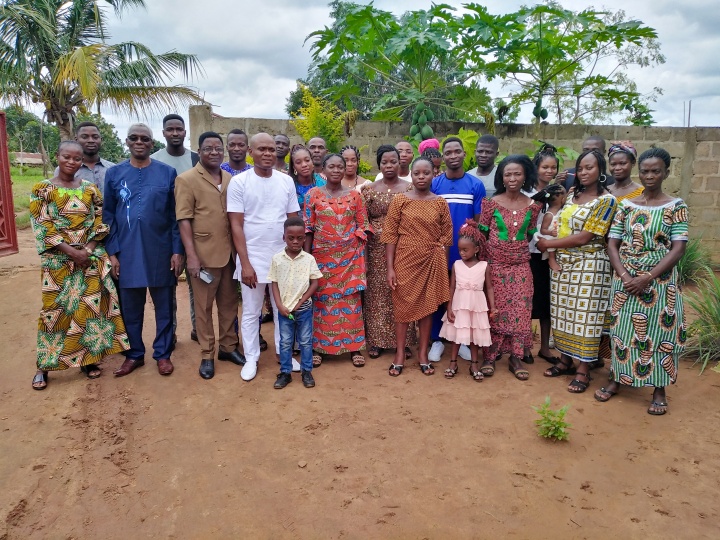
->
[[375, 140, 413, 181], [227, 133, 301, 381], [467, 134, 500, 198]]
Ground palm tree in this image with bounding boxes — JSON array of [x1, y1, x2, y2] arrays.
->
[[0, 0, 205, 140]]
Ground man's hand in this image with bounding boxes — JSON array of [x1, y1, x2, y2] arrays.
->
[[186, 254, 202, 279], [555, 170, 568, 184], [109, 255, 120, 279], [277, 304, 291, 318], [241, 263, 258, 288], [170, 254, 185, 278]]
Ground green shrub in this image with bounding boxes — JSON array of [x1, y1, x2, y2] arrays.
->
[[15, 211, 31, 230], [684, 272, 720, 373], [677, 237, 713, 285], [439, 128, 479, 171], [290, 85, 345, 153], [532, 397, 571, 441]]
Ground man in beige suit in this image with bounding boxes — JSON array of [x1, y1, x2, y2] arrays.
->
[[175, 131, 245, 379]]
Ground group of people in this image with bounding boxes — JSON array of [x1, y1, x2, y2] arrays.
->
[[29, 115, 689, 415]]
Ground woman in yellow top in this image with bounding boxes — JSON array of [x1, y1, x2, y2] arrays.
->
[[607, 141, 643, 202], [30, 141, 129, 390]]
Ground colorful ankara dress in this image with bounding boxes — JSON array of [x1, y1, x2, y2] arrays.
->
[[479, 198, 541, 360], [362, 183, 416, 348], [304, 187, 371, 355], [29, 180, 129, 371], [380, 194, 453, 323], [439, 261, 492, 346], [607, 199, 689, 387], [551, 193, 617, 362]]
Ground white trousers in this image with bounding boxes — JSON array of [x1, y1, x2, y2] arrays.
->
[[240, 282, 280, 364]]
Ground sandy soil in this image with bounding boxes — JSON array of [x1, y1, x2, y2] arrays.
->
[[1, 229, 719, 539]]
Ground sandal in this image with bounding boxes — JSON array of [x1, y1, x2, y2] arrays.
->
[[538, 352, 560, 365], [419, 363, 435, 376], [588, 359, 605, 370], [80, 364, 102, 379], [404, 347, 412, 359], [469, 361, 484, 381], [648, 400, 668, 416], [445, 359, 459, 379], [480, 359, 495, 377], [594, 386, 618, 402], [522, 354, 535, 365], [368, 346, 382, 359], [389, 363, 404, 376], [312, 354, 322, 367], [259, 334, 268, 352], [544, 358, 576, 377], [568, 372, 592, 393], [509, 357, 529, 381], [351, 353, 366, 367], [32, 371, 48, 390]]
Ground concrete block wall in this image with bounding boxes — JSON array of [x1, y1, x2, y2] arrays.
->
[[189, 105, 720, 262]]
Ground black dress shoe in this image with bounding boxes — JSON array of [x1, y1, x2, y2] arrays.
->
[[301, 370, 315, 388], [218, 349, 246, 366], [199, 359, 214, 379], [190, 330, 198, 342], [274, 372, 292, 389], [259, 334, 268, 352]]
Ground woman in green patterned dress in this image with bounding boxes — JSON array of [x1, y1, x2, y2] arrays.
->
[[594, 148, 688, 415], [30, 141, 129, 390]]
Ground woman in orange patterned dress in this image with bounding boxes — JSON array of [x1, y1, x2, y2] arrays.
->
[[304, 154, 372, 367]]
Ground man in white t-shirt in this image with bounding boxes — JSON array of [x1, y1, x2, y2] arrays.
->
[[227, 133, 301, 381], [374, 140, 413, 181], [467, 134, 499, 198]]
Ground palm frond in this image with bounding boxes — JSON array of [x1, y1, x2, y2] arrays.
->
[[96, 85, 205, 119], [53, 43, 103, 99]]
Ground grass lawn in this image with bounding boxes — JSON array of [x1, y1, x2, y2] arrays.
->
[[10, 166, 46, 229]]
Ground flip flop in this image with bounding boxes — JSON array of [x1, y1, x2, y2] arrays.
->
[[648, 400, 668, 416], [389, 363, 404, 377], [594, 387, 618, 402], [368, 347, 382, 359], [32, 371, 48, 390]]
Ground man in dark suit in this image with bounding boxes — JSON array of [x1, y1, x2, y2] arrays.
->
[[175, 131, 245, 380], [103, 123, 185, 377]]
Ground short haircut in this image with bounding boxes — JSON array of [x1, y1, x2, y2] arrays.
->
[[376, 144, 399, 167], [275, 133, 290, 141], [477, 134, 499, 149], [58, 140, 83, 153], [228, 128, 247, 139], [127, 123, 153, 138], [75, 121, 99, 134], [162, 114, 185, 127], [638, 147, 671, 169], [284, 216, 305, 230], [442, 136, 463, 151], [494, 154, 537, 194], [198, 131, 223, 148], [584, 135, 606, 151]]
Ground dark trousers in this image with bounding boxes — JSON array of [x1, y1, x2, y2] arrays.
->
[[119, 286, 174, 361]]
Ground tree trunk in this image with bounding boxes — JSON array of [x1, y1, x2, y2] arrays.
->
[[56, 116, 74, 141]]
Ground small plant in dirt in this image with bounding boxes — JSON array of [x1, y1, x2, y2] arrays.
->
[[677, 237, 713, 285], [532, 397, 571, 441], [684, 272, 720, 373]]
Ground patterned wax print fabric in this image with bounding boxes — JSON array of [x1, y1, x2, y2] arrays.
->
[[30, 180, 129, 371], [607, 198, 689, 387], [380, 194, 453, 323], [361, 183, 417, 348], [479, 198, 541, 360], [304, 187, 371, 355], [550, 193, 617, 362]]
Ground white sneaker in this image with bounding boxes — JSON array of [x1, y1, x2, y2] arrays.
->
[[428, 341, 445, 362], [458, 344, 472, 361], [291, 358, 301, 372], [241, 361, 258, 381]]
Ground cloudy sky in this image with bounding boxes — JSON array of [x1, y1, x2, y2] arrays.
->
[[99, 0, 719, 142]]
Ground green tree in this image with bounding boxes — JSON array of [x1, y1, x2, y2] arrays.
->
[[0, 0, 205, 141], [306, 2, 491, 122], [454, 3, 661, 127], [290, 85, 345, 153]]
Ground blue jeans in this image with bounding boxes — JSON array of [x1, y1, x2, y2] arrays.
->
[[278, 307, 313, 373]]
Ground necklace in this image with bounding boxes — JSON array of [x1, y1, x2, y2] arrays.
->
[[343, 175, 358, 189], [381, 179, 397, 193]]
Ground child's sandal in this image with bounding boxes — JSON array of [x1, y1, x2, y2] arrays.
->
[[389, 363, 404, 377], [419, 363, 435, 376], [444, 360, 458, 379], [470, 361, 484, 381]]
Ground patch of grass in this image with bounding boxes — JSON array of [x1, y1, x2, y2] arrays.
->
[[677, 237, 713, 285], [10, 166, 44, 228], [532, 397, 571, 441], [684, 272, 720, 373]]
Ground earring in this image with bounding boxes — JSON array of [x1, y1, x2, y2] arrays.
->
[[600, 174, 607, 184], [293, 169, 297, 175]]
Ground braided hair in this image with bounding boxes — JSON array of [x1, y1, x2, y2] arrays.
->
[[340, 145, 360, 160], [421, 147, 442, 160], [530, 183, 566, 211], [638, 147, 671, 169], [533, 142, 560, 171]]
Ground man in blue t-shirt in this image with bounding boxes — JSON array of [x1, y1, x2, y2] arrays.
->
[[429, 137, 486, 362]]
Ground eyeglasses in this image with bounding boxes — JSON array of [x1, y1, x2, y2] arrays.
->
[[128, 135, 152, 143], [201, 147, 224, 154]]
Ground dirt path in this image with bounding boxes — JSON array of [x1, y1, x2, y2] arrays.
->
[[1, 229, 719, 539]]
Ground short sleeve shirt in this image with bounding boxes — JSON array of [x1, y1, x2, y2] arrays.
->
[[151, 148, 194, 175], [226, 169, 301, 282], [431, 172, 486, 265], [467, 166, 497, 198], [267, 249, 323, 310]]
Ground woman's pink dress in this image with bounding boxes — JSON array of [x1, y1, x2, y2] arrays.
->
[[439, 260, 492, 346]]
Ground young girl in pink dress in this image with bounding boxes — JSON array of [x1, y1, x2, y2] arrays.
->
[[440, 220, 496, 381]]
